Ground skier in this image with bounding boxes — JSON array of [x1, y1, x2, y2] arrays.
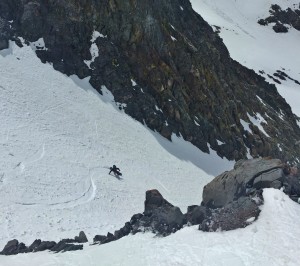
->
[[109, 165, 122, 177]]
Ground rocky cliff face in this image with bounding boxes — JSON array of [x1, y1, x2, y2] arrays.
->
[[1, 0, 300, 162]]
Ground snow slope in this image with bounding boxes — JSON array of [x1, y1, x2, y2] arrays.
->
[[190, 0, 300, 117], [0, 41, 233, 248], [1, 189, 300, 266], [1, 6, 300, 263]]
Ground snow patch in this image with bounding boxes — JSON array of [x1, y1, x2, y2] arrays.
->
[[84, 31, 105, 69], [30, 38, 48, 51], [240, 118, 252, 134], [246, 146, 252, 159], [256, 95, 266, 106], [171, 36, 177, 41], [246, 217, 256, 223], [247, 113, 270, 137], [170, 24, 176, 30], [100, 85, 114, 103], [155, 105, 163, 113], [217, 139, 224, 145], [190, 0, 300, 117], [131, 79, 137, 86]]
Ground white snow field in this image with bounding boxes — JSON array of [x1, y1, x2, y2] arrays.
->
[[1, 189, 300, 266], [0, 41, 234, 260], [1, 2, 300, 262], [190, 0, 300, 117]]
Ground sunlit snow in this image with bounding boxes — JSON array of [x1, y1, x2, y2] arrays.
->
[[0, 42, 232, 251], [190, 0, 300, 117], [1, 1, 300, 263]]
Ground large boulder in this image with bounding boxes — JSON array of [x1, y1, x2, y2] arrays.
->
[[202, 158, 284, 208], [0, 239, 30, 255], [130, 189, 185, 236], [144, 189, 173, 214], [74, 231, 88, 243], [92, 189, 185, 242], [252, 168, 284, 189]]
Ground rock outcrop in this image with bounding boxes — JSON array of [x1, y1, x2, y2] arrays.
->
[[0, 231, 86, 255], [258, 4, 300, 32], [0, 0, 299, 163], [200, 193, 263, 232], [2, 160, 300, 255], [93, 189, 185, 244], [198, 158, 300, 231], [92, 159, 300, 237], [202, 158, 300, 209], [131, 189, 185, 236], [202, 158, 284, 208]]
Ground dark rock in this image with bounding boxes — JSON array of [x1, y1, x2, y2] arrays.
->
[[1, 0, 299, 163], [17, 242, 29, 253], [60, 238, 77, 243], [258, 5, 300, 33], [130, 213, 143, 225], [252, 168, 284, 189], [1, 237, 84, 255], [29, 239, 42, 252], [120, 222, 132, 236], [93, 235, 107, 244], [202, 158, 283, 208], [113, 222, 132, 240], [0, 39, 9, 50], [62, 244, 83, 252], [200, 194, 262, 232], [185, 205, 210, 225], [271, 4, 282, 13], [257, 19, 268, 26], [273, 72, 286, 80], [131, 189, 185, 236], [285, 175, 300, 196], [34, 241, 56, 252], [101, 232, 116, 244], [0, 239, 30, 255], [273, 23, 288, 33], [144, 189, 173, 214], [51, 241, 83, 253], [1, 239, 19, 255], [0, 17, 11, 51], [74, 231, 88, 243], [114, 229, 123, 240]]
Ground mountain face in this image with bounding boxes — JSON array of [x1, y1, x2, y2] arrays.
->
[[1, 0, 299, 162]]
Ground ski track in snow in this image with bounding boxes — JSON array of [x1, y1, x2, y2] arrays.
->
[[13, 171, 96, 209], [1, 1, 300, 263], [1, 189, 300, 266], [0, 42, 234, 249]]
